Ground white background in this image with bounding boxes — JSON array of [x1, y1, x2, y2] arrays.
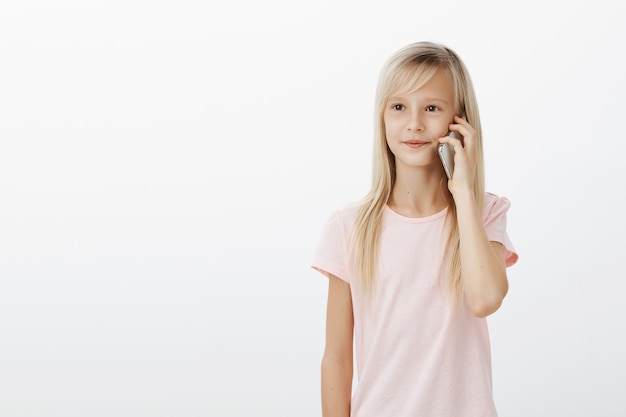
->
[[1, 1, 625, 416]]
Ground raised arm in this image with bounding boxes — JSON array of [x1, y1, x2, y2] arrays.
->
[[440, 115, 509, 317], [321, 274, 354, 417], [454, 190, 508, 317]]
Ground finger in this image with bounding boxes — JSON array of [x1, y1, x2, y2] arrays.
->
[[438, 135, 465, 154], [454, 114, 469, 125], [451, 115, 476, 155], [451, 116, 475, 137]]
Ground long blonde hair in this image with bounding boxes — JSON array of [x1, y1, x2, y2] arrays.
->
[[349, 41, 485, 302]]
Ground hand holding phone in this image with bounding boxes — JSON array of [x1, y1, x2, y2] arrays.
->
[[438, 131, 460, 179]]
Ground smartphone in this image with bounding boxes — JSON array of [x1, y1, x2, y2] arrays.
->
[[438, 131, 460, 179]]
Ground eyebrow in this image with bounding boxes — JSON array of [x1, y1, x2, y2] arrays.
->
[[423, 98, 450, 104], [388, 96, 450, 104]]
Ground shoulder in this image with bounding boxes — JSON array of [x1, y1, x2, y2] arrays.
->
[[316, 202, 362, 246], [483, 191, 511, 208], [312, 203, 363, 281], [482, 192, 519, 266], [325, 202, 362, 228], [482, 192, 512, 219]]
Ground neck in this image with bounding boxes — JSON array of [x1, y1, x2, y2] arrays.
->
[[388, 164, 448, 218]]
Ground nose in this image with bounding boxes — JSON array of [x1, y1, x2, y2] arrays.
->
[[406, 112, 424, 131]]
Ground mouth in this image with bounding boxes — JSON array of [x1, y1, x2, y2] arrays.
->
[[402, 140, 431, 148]]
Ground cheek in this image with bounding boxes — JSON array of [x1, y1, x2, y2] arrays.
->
[[383, 116, 402, 137], [382, 116, 391, 137], [384, 125, 397, 146]]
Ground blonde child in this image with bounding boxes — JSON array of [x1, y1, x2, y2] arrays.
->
[[312, 41, 519, 417]]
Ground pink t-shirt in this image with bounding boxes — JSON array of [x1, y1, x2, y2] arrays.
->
[[312, 192, 518, 417]]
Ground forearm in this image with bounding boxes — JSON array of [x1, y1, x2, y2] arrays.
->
[[453, 188, 508, 317], [321, 355, 352, 417]]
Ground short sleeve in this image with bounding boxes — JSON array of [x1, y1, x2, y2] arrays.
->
[[482, 193, 519, 267], [311, 210, 351, 284]]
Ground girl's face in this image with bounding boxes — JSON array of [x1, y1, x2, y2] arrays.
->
[[383, 67, 456, 172]]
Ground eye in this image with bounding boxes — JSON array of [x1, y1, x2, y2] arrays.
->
[[426, 105, 440, 112], [392, 104, 405, 111]]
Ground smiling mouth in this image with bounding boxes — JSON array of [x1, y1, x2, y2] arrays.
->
[[402, 140, 431, 148]]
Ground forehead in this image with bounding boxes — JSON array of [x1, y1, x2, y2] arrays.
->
[[389, 65, 454, 100]]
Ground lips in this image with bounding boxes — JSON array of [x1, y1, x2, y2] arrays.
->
[[402, 140, 430, 148]]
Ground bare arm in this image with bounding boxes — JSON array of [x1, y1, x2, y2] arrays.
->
[[440, 115, 509, 317], [454, 189, 508, 317], [321, 274, 354, 417]]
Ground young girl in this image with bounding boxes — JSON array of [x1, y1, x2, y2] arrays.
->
[[312, 41, 519, 417]]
